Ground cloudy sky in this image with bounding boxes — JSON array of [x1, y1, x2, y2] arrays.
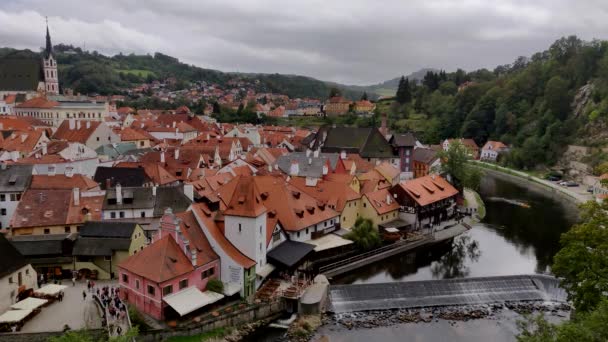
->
[[1, 0, 607, 85]]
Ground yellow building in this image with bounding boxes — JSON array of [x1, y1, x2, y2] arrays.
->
[[361, 188, 400, 228]]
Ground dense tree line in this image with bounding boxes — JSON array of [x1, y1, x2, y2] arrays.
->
[[385, 36, 608, 170]]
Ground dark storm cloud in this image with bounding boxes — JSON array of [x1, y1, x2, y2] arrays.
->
[[1, 0, 607, 84]]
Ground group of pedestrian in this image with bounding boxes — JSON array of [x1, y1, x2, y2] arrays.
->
[[101, 286, 127, 336], [57, 291, 64, 302]]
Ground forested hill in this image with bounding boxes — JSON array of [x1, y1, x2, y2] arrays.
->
[[383, 36, 608, 170], [0, 44, 368, 100]]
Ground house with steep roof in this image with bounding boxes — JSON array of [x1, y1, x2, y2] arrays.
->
[[0, 129, 50, 160], [412, 148, 441, 179], [390, 174, 459, 230], [94, 166, 150, 189], [118, 210, 220, 320], [442, 138, 480, 160], [53, 119, 119, 150], [102, 184, 192, 220], [14, 140, 99, 177], [30, 174, 100, 191], [0, 165, 33, 230], [390, 132, 418, 178], [480, 141, 509, 162], [10, 187, 104, 236], [117, 127, 155, 149], [360, 187, 400, 228], [0, 234, 37, 315]]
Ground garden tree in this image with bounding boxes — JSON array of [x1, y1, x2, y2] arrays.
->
[[329, 87, 342, 98], [395, 76, 412, 104], [438, 81, 458, 96], [345, 217, 382, 251], [552, 200, 608, 313], [517, 301, 608, 342], [361, 91, 369, 101], [438, 141, 482, 190]]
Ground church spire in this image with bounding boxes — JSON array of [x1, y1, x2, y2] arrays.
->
[[44, 17, 53, 59]]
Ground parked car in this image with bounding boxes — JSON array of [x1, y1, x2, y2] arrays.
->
[[587, 186, 594, 193], [544, 172, 563, 181], [562, 181, 579, 187], [547, 176, 561, 181]]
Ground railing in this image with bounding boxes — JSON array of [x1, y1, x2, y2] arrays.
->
[[318, 234, 433, 274]]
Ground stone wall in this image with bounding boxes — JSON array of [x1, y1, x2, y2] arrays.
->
[[0, 329, 105, 342], [137, 301, 285, 341]]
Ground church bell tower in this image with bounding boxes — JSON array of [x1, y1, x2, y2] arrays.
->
[[42, 18, 59, 95]]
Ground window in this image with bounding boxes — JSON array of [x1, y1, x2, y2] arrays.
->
[[0, 209, 6, 216], [162, 285, 173, 296], [0, 194, 5, 202], [25, 269, 29, 275], [110, 212, 116, 219], [363, 203, 367, 208], [140, 141, 144, 147], [119, 211, 125, 218], [122, 274, 129, 283], [8, 277, 13, 284], [43, 228, 50, 234], [273, 230, 280, 242], [297, 231, 300, 238], [64, 226, 71, 233], [140, 211, 146, 218], [179, 279, 188, 290], [259, 226, 262, 234], [208, 267, 214, 276], [147, 285, 155, 296], [331, 219, 334, 225], [306, 228, 309, 234], [96, 137, 100, 141], [104, 256, 111, 261], [324, 221, 327, 227], [259, 243, 262, 252], [135, 280, 140, 289], [16, 194, 21, 201], [238, 223, 242, 233], [10, 194, 17, 201]]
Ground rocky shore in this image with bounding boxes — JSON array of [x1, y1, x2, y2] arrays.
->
[[325, 301, 571, 330]]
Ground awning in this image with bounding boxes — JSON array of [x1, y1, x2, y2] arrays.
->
[[11, 297, 48, 311], [35, 284, 68, 296], [163, 287, 224, 316], [308, 234, 353, 252], [384, 227, 400, 233], [267, 240, 315, 268], [223, 282, 241, 296], [255, 263, 276, 278], [0, 309, 32, 324]]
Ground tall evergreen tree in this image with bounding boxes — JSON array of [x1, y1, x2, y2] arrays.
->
[[396, 76, 411, 104], [361, 91, 369, 101]]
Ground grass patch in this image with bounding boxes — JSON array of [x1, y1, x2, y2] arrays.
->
[[473, 191, 486, 219], [165, 327, 232, 342], [373, 88, 396, 97], [116, 68, 156, 78]]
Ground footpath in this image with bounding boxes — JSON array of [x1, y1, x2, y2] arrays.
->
[[471, 161, 592, 204]]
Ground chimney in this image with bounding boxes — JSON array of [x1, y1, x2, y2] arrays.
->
[[68, 119, 75, 130], [152, 185, 157, 196], [174, 148, 180, 160], [386, 194, 392, 205], [65, 167, 73, 178], [20, 134, 27, 143], [76, 121, 81, 130], [160, 152, 165, 163], [172, 121, 176, 128], [41, 143, 48, 155], [340, 150, 347, 160], [322, 163, 329, 175], [116, 183, 123, 204], [290, 160, 299, 176], [73, 187, 80, 206], [190, 249, 197, 267], [86, 121, 91, 129], [183, 184, 194, 202]]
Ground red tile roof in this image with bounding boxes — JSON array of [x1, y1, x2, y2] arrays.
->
[[53, 120, 101, 144], [396, 174, 458, 207], [119, 234, 194, 283], [30, 174, 99, 191], [15, 97, 59, 109], [223, 175, 267, 217], [364, 188, 400, 215], [175, 211, 219, 267]]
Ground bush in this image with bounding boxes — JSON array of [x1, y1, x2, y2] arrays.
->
[[206, 278, 224, 293], [345, 217, 382, 251]]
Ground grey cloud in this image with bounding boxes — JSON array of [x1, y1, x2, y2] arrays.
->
[[1, 0, 607, 85]]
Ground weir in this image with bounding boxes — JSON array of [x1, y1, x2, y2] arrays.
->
[[328, 274, 567, 313]]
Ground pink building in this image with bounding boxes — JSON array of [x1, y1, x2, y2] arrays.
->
[[118, 209, 220, 320]]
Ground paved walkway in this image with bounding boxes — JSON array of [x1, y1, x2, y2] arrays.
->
[[328, 274, 567, 313], [19, 280, 114, 333], [472, 161, 593, 203]]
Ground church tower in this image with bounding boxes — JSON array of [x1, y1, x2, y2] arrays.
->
[[42, 19, 59, 95]]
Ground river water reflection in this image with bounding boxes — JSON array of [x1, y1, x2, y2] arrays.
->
[[333, 173, 579, 285]]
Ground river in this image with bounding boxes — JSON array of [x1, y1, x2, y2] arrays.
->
[[311, 173, 579, 342]]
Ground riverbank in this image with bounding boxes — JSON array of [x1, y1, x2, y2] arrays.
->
[[471, 161, 592, 204]]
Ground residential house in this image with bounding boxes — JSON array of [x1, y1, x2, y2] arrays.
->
[[0, 165, 33, 230], [480, 141, 508, 162], [324, 97, 351, 116], [52, 119, 119, 151], [147, 122, 198, 143], [118, 210, 220, 320], [102, 184, 192, 220], [9, 234, 75, 280], [353, 100, 375, 115], [442, 139, 480, 159], [113, 162, 179, 187], [10, 187, 104, 236], [95, 142, 138, 162], [94, 167, 151, 189], [14, 97, 110, 127], [0, 129, 50, 160], [29, 174, 100, 191], [390, 174, 459, 231], [412, 148, 441, 179], [0, 234, 37, 315], [390, 133, 417, 179], [15, 141, 99, 177], [117, 127, 154, 149], [360, 187, 400, 228]]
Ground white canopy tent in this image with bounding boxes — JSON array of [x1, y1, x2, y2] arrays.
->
[[10, 297, 48, 311], [309, 233, 353, 252], [34, 284, 68, 296], [0, 309, 33, 324], [163, 287, 224, 316]]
